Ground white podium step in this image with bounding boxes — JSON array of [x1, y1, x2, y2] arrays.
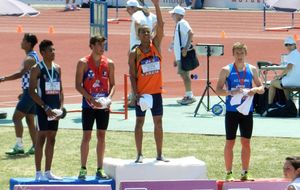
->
[[103, 156, 207, 190]]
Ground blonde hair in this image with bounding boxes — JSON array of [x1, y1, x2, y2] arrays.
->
[[232, 42, 247, 54]]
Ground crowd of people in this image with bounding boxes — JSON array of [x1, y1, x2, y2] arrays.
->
[[1, 0, 300, 186]]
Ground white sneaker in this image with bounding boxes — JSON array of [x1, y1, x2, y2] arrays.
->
[[64, 4, 74, 11], [177, 96, 197, 105], [72, 4, 81, 10], [44, 171, 63, 180], [35, 171, 47, 181]]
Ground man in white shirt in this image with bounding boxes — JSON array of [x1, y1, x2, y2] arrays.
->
[[169, 6, 196, 105], [268, 36, 300, 106], [126, 0, 157, 51], [126, 0, 157, 107]]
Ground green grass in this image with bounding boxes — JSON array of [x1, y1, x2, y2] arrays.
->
[[1, 126, 299, 190]]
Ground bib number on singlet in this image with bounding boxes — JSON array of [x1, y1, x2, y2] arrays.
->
[[45, 82, 60, 95], [142, 61, 160, 73]]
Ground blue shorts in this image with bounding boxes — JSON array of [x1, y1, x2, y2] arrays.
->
[[36, 107, 59, 131], [135, 93, 163, 117], [16, 89, 36, 114]]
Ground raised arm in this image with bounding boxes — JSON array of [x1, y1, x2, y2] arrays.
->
[[151, 0, 163, 51]]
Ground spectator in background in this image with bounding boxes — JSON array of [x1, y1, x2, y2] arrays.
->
[[169, 6, 196, 105], [126, 0, 157, 107], [179, 0, 204, 9], [283, 156, 300, 190], [65, 0, 80, 11], [268, 37, 300, 108]]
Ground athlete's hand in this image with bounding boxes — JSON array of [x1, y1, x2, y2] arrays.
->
[[173, 60, 179, 67], [248, 88, 257, 96], [45, 108, 57, 118], [231, 88, 243, 95], [151, 0, 159, 5], [181, 48, 187, 57], [91, 98, 102, 108]]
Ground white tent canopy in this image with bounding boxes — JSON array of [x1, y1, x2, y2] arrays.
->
[[0, 0, 39, 16], [265, 0, 300, 10]]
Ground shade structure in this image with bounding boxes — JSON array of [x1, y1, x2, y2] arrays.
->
[[265, 0, 300, 11], [0, 0, 39, 16]]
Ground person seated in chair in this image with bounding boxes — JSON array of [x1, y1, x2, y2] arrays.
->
[[268, 36, 300, 108]]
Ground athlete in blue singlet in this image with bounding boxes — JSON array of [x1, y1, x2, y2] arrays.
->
[[216, 42, 264, 181], [0, 33, 39, 155], [29, 39, 64, 181]]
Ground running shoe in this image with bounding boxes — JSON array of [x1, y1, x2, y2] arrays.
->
[[135, 154, 143, 163], [225, 171, 235, 181], [5, 145, 24, 155], [44, 171, 63, 180], [156, 155, 170, 162], [95, 168, 110, 179], [240, 171, 254, 181], [26, 146, 35, 155], [78, 167, 87, 180], [177, 96, 196, 105]]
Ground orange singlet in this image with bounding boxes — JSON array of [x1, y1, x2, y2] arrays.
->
[[135, 43, 162, 95]]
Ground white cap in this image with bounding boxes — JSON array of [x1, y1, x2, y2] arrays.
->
[[284, 36, 296, 45], [126, 0, 142, 8], [169, 5, 185, 16]]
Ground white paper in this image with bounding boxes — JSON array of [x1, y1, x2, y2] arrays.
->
[[47, 109, 63, 121], [139, 94, 153, 111]]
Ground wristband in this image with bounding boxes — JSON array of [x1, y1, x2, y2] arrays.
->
[[41, 104, 50, 112]]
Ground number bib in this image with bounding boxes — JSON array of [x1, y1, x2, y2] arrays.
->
[[141, 56, 160, 74], [45, 81, 60, 95]]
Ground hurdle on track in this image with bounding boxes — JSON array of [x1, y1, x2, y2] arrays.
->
[[107, 0, 131, 23], [263, 4, 300, 31], [90, 0, 108, 45]]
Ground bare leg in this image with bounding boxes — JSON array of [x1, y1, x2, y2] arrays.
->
[[35, 131, 46, 171], [25, 114, 36, 146], [224, 139, 235, 172], [45, 131, 57, 171], [241, 137, 251, 171], [180, 72, 192, 93], [96, 129, 106, 168], [268, 79, 283, 104], [153, 115, 163, 157], [80, 130, 92, 167], [12, 110, 26, 140], [135, 116, 145, 155]]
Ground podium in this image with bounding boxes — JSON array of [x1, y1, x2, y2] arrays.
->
[[10, 176, 115, 190], [103, 157, 207, 190]]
